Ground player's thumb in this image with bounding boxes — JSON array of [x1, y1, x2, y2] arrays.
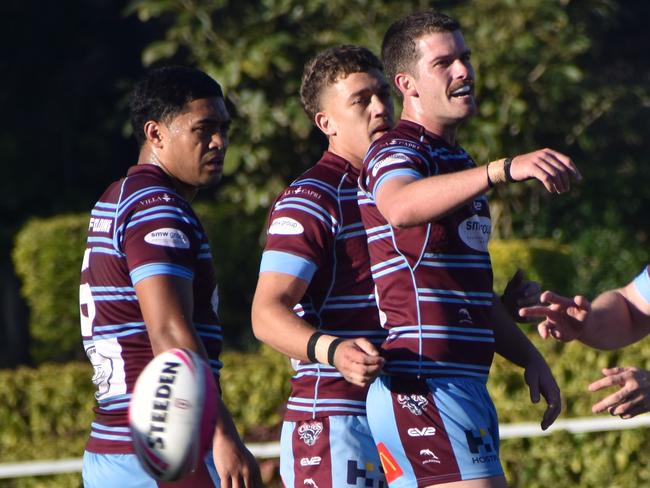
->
[[354, 337, 381, 356]]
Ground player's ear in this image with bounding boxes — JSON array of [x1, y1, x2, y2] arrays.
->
[[143, 120, 165, 148], [395, 72, 417, 98], [315, 111, 336, 137]]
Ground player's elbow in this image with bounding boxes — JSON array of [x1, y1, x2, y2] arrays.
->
[[250, 298, 268, 343], [384, 205, 418, 229]]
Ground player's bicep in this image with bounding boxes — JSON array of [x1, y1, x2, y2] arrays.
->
[[621, 280, 650, 334], [375, 174, 420, 221], [257, 250, 314, 307], [135, 275, 195, 347]]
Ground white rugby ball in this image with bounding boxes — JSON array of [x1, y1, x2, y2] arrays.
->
[[129, 348, 218, 481]]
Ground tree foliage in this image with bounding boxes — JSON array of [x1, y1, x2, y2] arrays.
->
[[127, 0, 649, 243]]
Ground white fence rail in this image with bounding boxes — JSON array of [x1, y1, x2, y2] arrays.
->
[[2, 415, 649, 479]]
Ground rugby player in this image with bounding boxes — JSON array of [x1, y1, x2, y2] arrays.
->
[[358, 11, 581, 487], [251, 45, 392, 488], [80, 66, 262, 488]]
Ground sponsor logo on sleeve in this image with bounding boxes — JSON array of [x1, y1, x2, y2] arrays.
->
[[88, 217, 113, 233], [297, 421, 323, 446], [377, 443, 403, 484], [144, 228, 190, 249], [458, 215, 491, 252], [371, 154, 409, 177], [269, 217, 304, 235]]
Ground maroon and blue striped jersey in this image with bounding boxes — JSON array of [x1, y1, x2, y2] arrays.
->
[[260, 151, 386, 420], [358, 120, 495, 380], [79, 164, 222, 454]]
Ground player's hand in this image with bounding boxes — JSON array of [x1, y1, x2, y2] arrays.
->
[[523, 353, 562, 430], [501, 269, 541, 323], [519, 291, 591, 341], [332, 338, 385, 388], [509, 148, 581, 194], [213, 418, 263, 488], [589, 367, 650, 419]]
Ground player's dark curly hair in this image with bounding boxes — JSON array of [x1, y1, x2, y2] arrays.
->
[[382, 11, 460, 96], [300, 45, 384, 120], [129, 66, 224, 147]]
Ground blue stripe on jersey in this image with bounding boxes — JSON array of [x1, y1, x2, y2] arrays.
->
[[633, 266, 650, 304], [94, 322, 145, 332], [117, 186, 176, 217], [373, 169, 422, 199], [259, 250, 317, 283], [420, 261, 491, 270], [390, 325, 494, 336], [416, 289, 493, 298], [94, 329, 145, 340], [291, 178, 338, 200], [90, 209, 116, 218], [423, 253, 490, 261], [93, 294, 137, 302], [124, 211, 195, 231], [98, 394, 132, 404], [100, 401, 130, 411], [130, 262, 194, 285], [197, 252, 212, 260], [94, 201, 117, 210], [91, 286, 135, 293], [418, 297, 493, 306], [131, 204, 198, 225], [388, 359, 490, 373], [90, 431, 132, 442], [288, 397, 366, 407], [393, 333, 495, 343], [91, 422, 130, 433], [275, 196, 338, 226], [91, 247, 124, 257]]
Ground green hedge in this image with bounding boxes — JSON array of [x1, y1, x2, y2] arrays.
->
[[12, 203, 266, 363]]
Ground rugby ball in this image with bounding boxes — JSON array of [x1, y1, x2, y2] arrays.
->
[[129, 348, 218, 481]]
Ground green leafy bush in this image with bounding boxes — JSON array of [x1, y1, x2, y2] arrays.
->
[[12, 215, 88, 363]]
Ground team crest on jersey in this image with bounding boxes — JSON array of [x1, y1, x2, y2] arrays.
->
[[396, 394, 428, 416], [297, 421, 323, 446], [144, 228, 190, 249], [269, 217, 304, 235], [371, 154, 409, 177]]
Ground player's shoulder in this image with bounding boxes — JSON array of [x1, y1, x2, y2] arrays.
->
[[277, 163, 343, 207]]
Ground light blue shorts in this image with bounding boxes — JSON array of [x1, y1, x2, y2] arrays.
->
[[280, 415, 386, 487], [366, 376, 503, 487], [82, 450, 219, 487]]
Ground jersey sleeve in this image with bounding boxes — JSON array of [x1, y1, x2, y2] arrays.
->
[[119, 193, 201, 285], [632, 265, 650, 304], [363, 140, 428, 200], [260, 181, 338, 283]]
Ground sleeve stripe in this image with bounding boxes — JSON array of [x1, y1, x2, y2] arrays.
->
[[633, 266, 650, 304], [259, 250, 317, 283], [130, 262, 194, 285], [373, 169, 422, 199]]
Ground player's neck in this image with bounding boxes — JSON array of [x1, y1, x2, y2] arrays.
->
[[401, 107, 459, 146], [136, 150, 198, 202]]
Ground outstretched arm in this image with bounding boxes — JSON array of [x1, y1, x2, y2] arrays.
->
[[491, 296, 561, 430], [251, 271, 384, 387], [375, 149, 580, 228], [520, 282, 650, 349]]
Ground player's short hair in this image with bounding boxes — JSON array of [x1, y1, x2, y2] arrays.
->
[[129, 66, 224, 147], [382, 11, 460, 93], [300, 45, 384, 120]]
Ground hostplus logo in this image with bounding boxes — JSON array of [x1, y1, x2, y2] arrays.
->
[[465, 427, 499, 465], [347, 460, 386, 487]]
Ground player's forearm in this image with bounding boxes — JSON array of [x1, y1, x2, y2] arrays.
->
[[251, 299, 318, 361], [492, 296, 539, 368], [378, 166, 489, 228], [579, 289, 641, 350]]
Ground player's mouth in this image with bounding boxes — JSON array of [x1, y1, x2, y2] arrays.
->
[[448, 82, 474, 99], [203, 155, 224, 172], [370, 123, 391, 139]]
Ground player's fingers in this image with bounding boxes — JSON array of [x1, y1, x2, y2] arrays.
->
[[533, 155, 570, 193], [537, 321, 551, 339], [591, 387, 629, 413], [546, 148, 582, 181], [518, 305, 553, 318], [601, 366, 626, 377], [588, 373, 624, 392], [539, 291, 576, 307], [353, 337, 381, 356]]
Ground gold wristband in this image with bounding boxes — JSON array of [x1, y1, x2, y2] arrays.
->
[[487, 158, 508, 186]]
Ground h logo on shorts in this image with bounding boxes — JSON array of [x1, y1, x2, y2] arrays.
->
[[464, 427, 494, 454], [347, 460, 386, 487]]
